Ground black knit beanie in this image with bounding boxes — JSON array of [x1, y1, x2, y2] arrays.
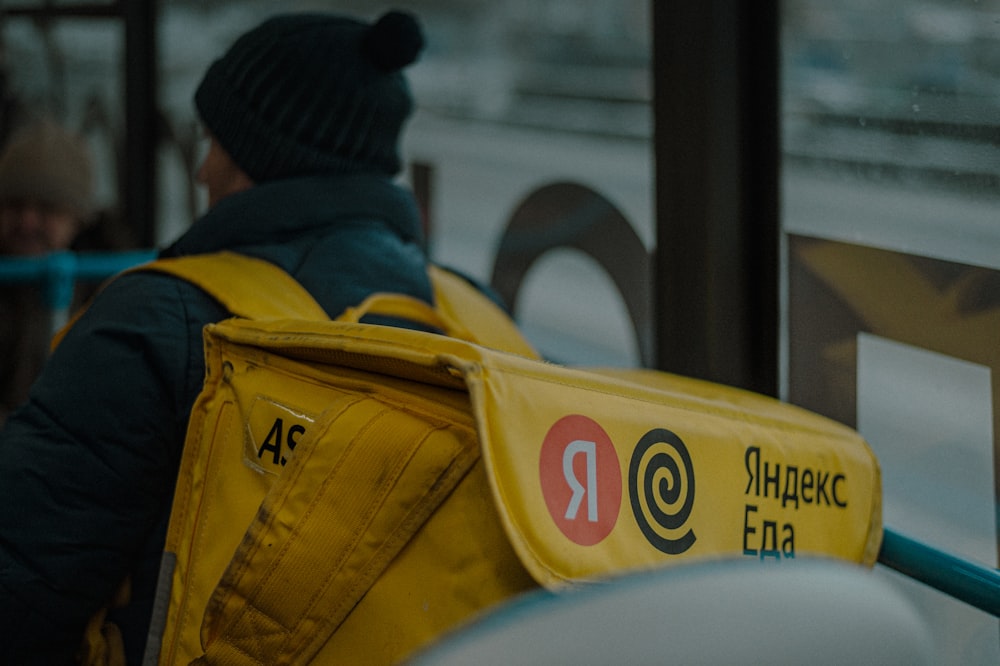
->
[[194, 10, 424, 181]]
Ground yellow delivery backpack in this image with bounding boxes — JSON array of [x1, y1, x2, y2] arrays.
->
[[127, 252, 880, 665]]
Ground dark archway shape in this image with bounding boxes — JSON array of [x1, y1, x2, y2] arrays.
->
[[489, 181, 653, 367]]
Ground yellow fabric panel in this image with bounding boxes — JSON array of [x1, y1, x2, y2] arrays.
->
[[143, 251, 331, 321], [469, 356, 882, 586], [159, 325, 486, 665], [428, 265, 540, 359], [318, 461, 538, 664]]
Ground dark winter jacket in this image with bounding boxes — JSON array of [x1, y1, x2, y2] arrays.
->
[[0, 285, 51, 426], [0, 174, 432, 663], [0, 216, 137, 427]]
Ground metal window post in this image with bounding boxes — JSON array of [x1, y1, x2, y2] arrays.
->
[[123, 0, 158, 247], [652, 1, 779, 396]]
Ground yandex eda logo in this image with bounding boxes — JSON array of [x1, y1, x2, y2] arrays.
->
[[540, 414, 697, 554], [539, 415, 622, 545], [629, 428, 697, 554]]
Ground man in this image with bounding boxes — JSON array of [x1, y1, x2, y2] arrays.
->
[[0, 119, 96, 424], [0, 10, 428, 663]]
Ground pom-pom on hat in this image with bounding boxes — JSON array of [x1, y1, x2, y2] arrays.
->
[[195, 10, 424, 182]]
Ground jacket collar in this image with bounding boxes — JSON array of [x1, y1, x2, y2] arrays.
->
[[161, 173, 423, 258]]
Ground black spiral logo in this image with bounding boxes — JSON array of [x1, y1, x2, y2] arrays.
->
[[629, 428, 696, 554]]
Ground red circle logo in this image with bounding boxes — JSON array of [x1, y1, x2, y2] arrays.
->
[[539, 414, 622, 545]]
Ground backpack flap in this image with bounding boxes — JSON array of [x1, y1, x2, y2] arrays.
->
[[462, 353, 883, 588]]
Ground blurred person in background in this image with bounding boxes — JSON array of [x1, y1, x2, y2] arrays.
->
[[0, 118, 96, 425], [0, 118, 94, 257]]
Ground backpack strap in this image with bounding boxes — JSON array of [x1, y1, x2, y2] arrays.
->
[[428, 265, 539, 359], [50, 251, 329, 349], [55, 251, 539, 358], [149, 252, 540, 357], [141, 251, 330, 321]]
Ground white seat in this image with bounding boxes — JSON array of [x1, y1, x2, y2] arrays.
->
[[407, 557, 934, 665]]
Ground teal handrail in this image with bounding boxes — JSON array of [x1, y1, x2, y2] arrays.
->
[[878, 527, 1000, 617], [0, 250, 157, 311]]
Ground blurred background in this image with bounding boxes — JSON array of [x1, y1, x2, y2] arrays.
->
[[1, 1, 998, 663]]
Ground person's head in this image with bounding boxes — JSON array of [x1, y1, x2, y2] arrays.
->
[[194, 10, 425, 208], [0, 119, 94, 256]]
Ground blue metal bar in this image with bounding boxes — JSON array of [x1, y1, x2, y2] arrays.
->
[[878, 526, 1000, 617], [75, 250, 158, 280], [0, 250, 157, 310]]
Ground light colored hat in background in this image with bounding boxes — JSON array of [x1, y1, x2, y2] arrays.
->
[[0, 118, 95, 222]]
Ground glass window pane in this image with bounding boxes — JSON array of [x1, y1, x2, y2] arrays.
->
[[782, 2, 1000, 662]]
